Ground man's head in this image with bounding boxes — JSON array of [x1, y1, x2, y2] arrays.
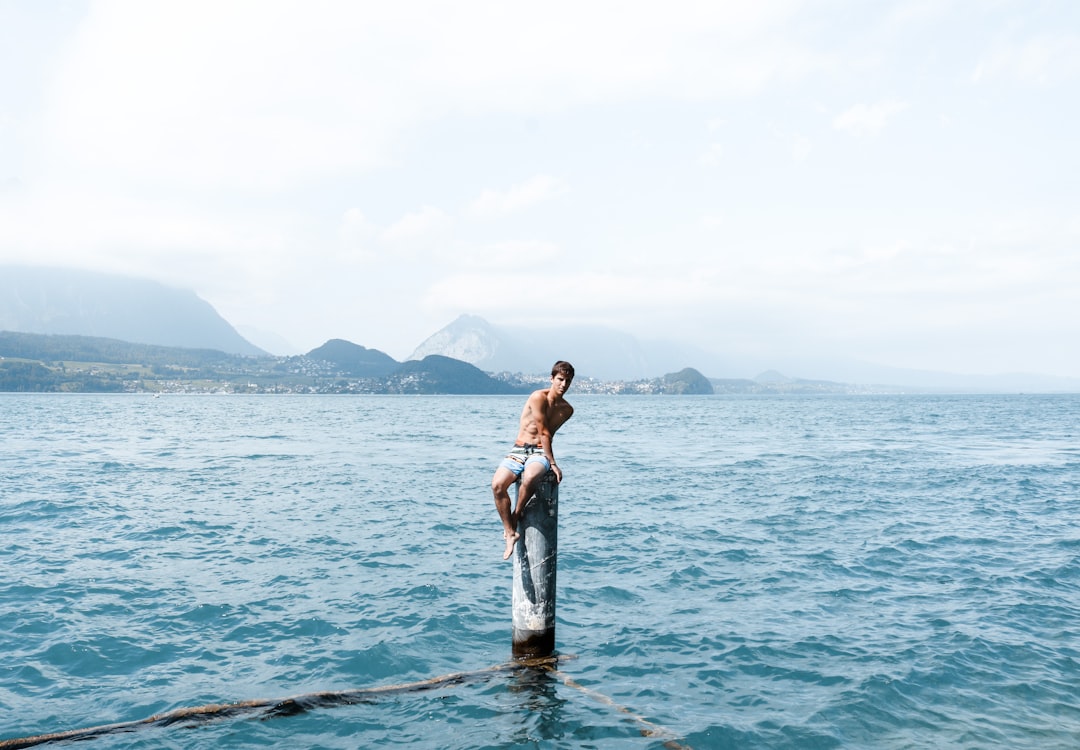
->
[[551, 361, 575, 381], [551, 361, 574, 396]]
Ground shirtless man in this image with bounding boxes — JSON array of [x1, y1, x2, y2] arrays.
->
[[492, 361, 575, 560]]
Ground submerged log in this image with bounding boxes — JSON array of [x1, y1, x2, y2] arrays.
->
[[511, 471, 558, 657], [0, 657, 568, 749]]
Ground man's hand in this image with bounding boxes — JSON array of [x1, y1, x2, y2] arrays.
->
[[551, 464, 563, 483]]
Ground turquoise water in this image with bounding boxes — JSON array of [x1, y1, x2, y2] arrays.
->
[[2, 393, 1079, 748]]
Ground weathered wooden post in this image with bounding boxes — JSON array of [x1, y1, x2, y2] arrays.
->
[[511, 470, 558, 657]]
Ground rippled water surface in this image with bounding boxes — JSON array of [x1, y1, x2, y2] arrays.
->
[[2, 393, 1079, 748]]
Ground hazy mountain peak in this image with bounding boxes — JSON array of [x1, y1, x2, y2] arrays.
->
[[1, 265, 265, 356], [407, 314, 684, 380], [408, 314, 504, 365]]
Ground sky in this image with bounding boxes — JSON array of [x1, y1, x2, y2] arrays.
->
[[1, 0, 1078, 377]]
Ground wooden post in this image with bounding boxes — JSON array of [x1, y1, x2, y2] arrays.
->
[[511, 471, 558, 658]]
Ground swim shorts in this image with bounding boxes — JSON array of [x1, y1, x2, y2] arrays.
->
[[498, 443, 551, 478]]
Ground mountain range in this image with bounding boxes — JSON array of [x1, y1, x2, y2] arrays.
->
[[4, 266, 1079, 392], [409, 314, 1080, 392], [0, 330, 529, 395]]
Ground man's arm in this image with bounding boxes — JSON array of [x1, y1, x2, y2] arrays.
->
[[530, 391, 562, 483]]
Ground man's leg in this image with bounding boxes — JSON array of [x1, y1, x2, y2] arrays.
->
[[514, 461, 548, 521], [492, 467, 521, 560]]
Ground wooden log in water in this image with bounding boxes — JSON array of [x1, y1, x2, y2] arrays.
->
[[511, 470, 558, 657], [0, 657, 566, 749]]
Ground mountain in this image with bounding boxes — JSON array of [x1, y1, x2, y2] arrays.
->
[[408, 314, 509, 367], [663, 367, 714, 395], [389, 355, 524, 394], [0, 265, 265, 356], [409, 314, 712, 381], [306, 339, 399, 378]]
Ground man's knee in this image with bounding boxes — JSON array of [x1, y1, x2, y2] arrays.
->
[[521, 465, 545, 486], [492, 471, 516, 495]]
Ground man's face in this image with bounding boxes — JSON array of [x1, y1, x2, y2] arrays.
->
[[551, 373, 572, 395]]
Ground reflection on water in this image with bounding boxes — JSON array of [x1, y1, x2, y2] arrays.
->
[[508, 665, 566, 745]]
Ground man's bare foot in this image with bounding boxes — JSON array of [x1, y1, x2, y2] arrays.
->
[[502, 531, 520, 560]]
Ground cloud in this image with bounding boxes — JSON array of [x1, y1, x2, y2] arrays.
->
[[40, 3, 404, 191], [0, 180, 290, 269], [767, 122, 811, 161], [380, 205, 451, 243], [469, 175, 568, 218], [790, 133, 812, 161], [424, 269, 719, 323], [700, 143, 724, 166], [972, 32, 1080, 86], [833, 99, 909, 137], [28, 1, 819, 192], [453, 239, 563, 268], [336, 208, 378, 263]]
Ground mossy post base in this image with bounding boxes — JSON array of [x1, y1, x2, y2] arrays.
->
[[511, 471, 558, 658]]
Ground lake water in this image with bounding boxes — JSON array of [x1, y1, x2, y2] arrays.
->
[[2, 393, 1079, 748]]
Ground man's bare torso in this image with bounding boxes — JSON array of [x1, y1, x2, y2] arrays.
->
[[515, 387, 573, 445]]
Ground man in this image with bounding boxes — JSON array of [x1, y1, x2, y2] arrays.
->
[[491, 361, 575, 560]]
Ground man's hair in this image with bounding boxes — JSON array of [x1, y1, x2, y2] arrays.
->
[[552, 361, 575, 379]]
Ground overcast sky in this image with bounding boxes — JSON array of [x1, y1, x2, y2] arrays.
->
[[1, 0, 1078, 376]]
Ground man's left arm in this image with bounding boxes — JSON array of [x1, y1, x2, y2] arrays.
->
[[533, 395, 562, 483]]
